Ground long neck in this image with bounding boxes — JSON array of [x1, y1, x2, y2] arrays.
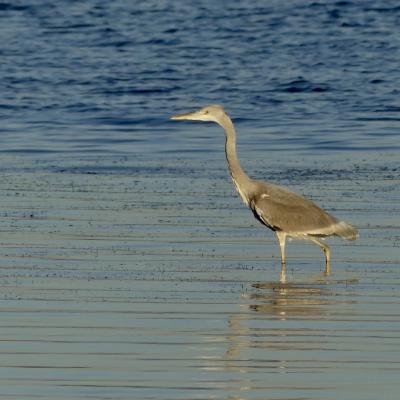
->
[[218, 114, 252, 202]]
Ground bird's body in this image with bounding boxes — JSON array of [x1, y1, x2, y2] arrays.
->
[[171, 105, 357, 282], [247, 180, 356, 240]]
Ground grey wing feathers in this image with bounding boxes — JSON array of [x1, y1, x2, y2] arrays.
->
[[249, 182, 358, 240]]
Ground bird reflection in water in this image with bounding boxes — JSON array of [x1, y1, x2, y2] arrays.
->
[[220, 279, 358, 399], [225, 279, 357, 357], [249, 282, 333, 316]]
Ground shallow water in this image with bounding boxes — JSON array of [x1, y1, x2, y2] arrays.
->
[[0, 168, 399, 400], [0, 1, 399, 399]]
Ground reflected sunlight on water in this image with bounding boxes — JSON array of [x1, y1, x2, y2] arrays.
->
[[0, 166, 399, 399], [0, 0, 399, 399]]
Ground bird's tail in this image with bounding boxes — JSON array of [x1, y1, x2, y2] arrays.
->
[[334, 221, 358, 241]]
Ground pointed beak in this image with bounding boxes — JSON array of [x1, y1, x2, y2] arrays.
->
[[170, 110, 198, 121]]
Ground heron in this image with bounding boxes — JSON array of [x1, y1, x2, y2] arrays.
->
[[171, 105, 358, 282]]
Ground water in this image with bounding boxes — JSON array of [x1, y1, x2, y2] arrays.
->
[[0, 1, 399, 399]]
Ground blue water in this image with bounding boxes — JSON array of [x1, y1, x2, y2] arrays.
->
[[1, 2, 400, 400], [0, 0, 399, 174]]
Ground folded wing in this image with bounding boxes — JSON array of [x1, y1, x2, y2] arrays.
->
[[249, 182, 358, 240]]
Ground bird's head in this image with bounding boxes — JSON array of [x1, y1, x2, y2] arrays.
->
[[171, 104, 226, 124]]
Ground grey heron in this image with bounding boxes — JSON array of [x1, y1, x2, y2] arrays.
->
[[171, 105, 358, 282]]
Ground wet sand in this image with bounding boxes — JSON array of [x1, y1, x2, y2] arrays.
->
[[0, 157, 399, 400]]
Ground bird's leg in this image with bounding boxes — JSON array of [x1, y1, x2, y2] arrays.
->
[[280, 262, 287, 284], [276, 231, 287, 283], [308, 237, 331, 276], [276, 231, 287, 263]]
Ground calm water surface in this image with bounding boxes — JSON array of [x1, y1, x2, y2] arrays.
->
[[0, 1, 399, 399]]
